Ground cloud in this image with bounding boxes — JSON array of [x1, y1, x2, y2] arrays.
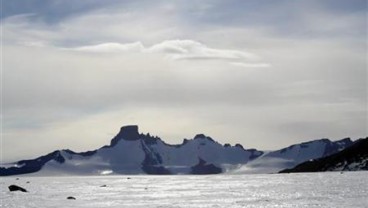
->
[[67, 39, 268, 67], [148, 40, 259, 61], [72, 42, 144, 53]]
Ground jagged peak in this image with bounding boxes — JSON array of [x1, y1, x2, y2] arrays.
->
[[336, 137, 352, 144], [109, 125, 166, 147], [109, 125, 227, 148], [110, 125, 140, 146], [193, 134, 215, 142], [183, 138, 190, 145], [141, 134, 161, 145]]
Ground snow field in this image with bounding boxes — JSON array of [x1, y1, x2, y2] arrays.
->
[[1, 171, 367, 208]]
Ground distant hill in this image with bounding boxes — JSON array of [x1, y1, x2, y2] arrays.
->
[[280, 138, 368, 173], [0, 125, 357, 176], [231, 137, 353, 174]]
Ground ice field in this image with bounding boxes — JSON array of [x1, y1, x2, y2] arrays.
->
[[1, 172, 367, 208]]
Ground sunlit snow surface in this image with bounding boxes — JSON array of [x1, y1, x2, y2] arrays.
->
[[1, 172, 367, 208]]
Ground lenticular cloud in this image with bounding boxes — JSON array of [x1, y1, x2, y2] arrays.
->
[[69, 39, 268, 67]]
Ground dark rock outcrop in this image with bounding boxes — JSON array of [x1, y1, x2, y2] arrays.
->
[[8, 185, 27, 192], [194, 134, 215, 142], [110, 125, 140, 146], [191, 158, 222, 174]]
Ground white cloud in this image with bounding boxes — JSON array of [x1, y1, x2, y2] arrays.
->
[[148, 39, 259, 61], [67, 39, 268, 67], [72, 42, 144, 53]]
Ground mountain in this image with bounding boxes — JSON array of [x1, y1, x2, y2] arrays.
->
[[0, 125, 355, 176], [279, 138, 368, 173], [0, 125, 262, 176], [230, 138, 353, 174]]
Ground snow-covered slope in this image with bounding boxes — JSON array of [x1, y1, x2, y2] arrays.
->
[[0, 125, 262, 176], [231, 138, 353, 174], [280, 138, 368, 173]]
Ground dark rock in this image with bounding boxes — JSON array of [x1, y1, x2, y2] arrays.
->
[[235, 144, 244, 149], [247, 149, 264, 160], [100, 185, 107, 187], [141, 165, 170, 175], [8, 185, 27, 192], [141, 135, 159, 145], [190, 158, 222, 174], [67, 196, 76, 200], [194, 134, 215, 142], [110, 125, 140, 146], [194, 134, 206, 139], [26, 181, 30, 184]]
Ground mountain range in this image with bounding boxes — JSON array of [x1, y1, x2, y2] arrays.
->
[[280, 138, 368, 173], [0, 125, 364, 176]]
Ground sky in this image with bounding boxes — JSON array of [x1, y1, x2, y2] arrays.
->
[[1, 0, 367, 162]]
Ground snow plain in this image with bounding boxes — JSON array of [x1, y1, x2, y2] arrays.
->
[[1, 172, 367, 208]]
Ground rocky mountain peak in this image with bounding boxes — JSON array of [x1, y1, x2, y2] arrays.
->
[[193, 134, 215, 142], [110, 125, 140, 146]]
